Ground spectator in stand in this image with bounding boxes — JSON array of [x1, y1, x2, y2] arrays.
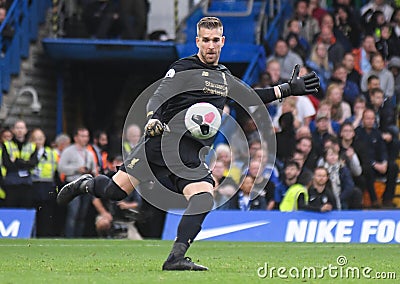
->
[[308, 0, 328, 25], [345, 95, 367, 128], [248, 145, 280, 187], [285, 32, 308, 62], [387, 56, 400, 103], [362, 74, 380, 100], [276, 112, 297, 166], [305, 166, 337, 212], [309, 99, 341, 135], [279, 183, 309, 211], [333, 4, 362, 48], [352, 35, 377, 75], [273, 96, 314, 131], [215, 143, 242, 185], [318, 12, 352, 53], [332, 0, 361, 22], [1, 120, 38, 209], [318, 146, 361, 209], [285, 18, 310, 57], [361, 52, 395, 100], [361, 0, 394, 25], [230, 116, 264, 168], [286, 0, 320, 43], [367, 88, 399, 163], [274, 160, 302, 208], [265, 59, 285, 86], [342, 52, 361, 86], [306, 42, 333, 93], [122, 124, 141, 158], [267, 39, 303, 81], [87, 130, 109, 176], [247, 159, 275, 210], [391, 8, 400, 40], [355, 109, 397, 208], [330, 63, 361, 106], [0, 127, 12, 143], [331, 125, 363, 181], [296, 125, 312, 140], [325, 83, 352, 125], [297, 136, 319, 171], [273, 69, 316, 131], [292, 149, 314, 187], [0, 0, 12, 10], [58, 127, 96, 237], [375, 24, 400, 61], [53, 132, 71, 236], [54, 133, 71, 157], [252, 71, 272, 89], [314, 24, 346, 66], [364, 10, 387, 38], [30, 128, 59, 237], [311, 110, 337, 160], [212, 160, 237, 210], [339, 121, 369, 199], [231, 175, 266, 211]]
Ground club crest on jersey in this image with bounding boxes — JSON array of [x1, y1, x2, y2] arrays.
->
[[127, 158, 140, 169], [165, 69, 175, 78]]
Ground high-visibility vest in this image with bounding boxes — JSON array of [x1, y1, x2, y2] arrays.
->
[[3, 141, 36, 176], [87, 144, 108, 175], [31, 146, 58, 182], [279, 184, 309, 212], [0, 146, 4, 177], [123, 142, 132, 155]]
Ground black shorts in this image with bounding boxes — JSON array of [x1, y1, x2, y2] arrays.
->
[[120, 134, 214, 193]]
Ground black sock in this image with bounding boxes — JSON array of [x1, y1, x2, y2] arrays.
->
[[88, 175, 128, 201], [167, 192, 214, 261]]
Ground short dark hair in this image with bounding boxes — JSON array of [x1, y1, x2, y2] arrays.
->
[[340, 121, 354, 133], [197, 17, 223, 35], [285, 160, 300, 170], [93, 130, 107, 141], [314, 166, 329, 177], [370, 87, 384, 97], [73, 127, 88, 137]]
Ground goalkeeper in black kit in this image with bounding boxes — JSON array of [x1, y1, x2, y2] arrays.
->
[[57, 16, 319, 271]]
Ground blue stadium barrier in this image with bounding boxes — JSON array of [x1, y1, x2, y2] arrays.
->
[[163, 210, 400, 243], [0, 0, 50, 102], [0, 209, 36, 238]]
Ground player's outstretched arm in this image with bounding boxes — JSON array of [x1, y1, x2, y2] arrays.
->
[[253, 64, 320, 104]]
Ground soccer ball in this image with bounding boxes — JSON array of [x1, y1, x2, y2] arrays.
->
[[184, 102, 221, 139]]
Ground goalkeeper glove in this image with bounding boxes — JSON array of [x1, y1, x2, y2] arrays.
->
[[145, 118, 169, 137], [278, 64, 320, 99]]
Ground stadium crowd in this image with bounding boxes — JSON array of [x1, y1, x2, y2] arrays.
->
[[1, 0, 400, 239]]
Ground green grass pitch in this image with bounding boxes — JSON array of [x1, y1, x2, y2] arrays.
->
[[0, 239, 399, 283]]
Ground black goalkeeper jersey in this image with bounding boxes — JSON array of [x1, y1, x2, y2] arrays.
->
[[146, 55, 277, 146]]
